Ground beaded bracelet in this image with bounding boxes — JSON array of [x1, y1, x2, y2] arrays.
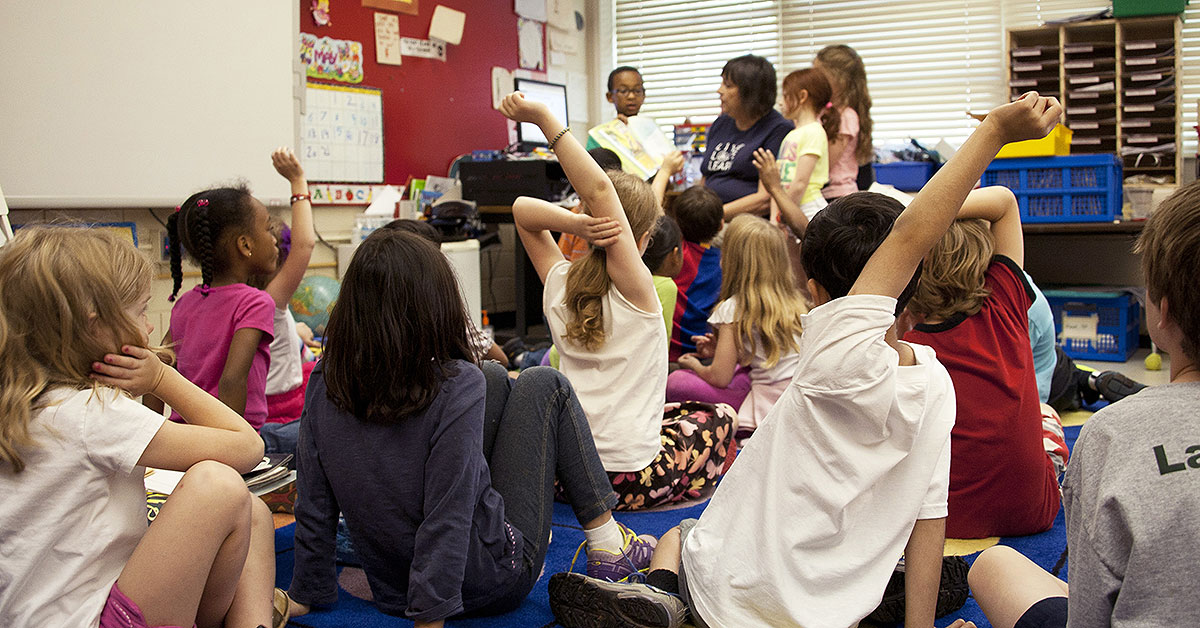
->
[[290, 193, 311, 204], [547, 126, 570, 149]]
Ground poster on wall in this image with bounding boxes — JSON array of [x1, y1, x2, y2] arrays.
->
[[374, 12, 402, 65], [517, 18, 544, 71], [301, 83, 384, 183], [300, 33, 365, 83]]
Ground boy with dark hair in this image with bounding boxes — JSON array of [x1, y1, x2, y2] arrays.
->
[[669, 185, 725, 360], [548, 93, 1063, 628], [968, 179, 1200, 628]]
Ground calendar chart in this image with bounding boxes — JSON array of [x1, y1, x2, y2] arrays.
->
[[301, 83, 384, 183]]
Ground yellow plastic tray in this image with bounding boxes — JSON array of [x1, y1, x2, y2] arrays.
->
[[995, 124, 1073, 159]]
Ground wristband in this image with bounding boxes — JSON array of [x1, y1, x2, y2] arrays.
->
[[290, 193, 311, 204], [547, 126, 570, 149]]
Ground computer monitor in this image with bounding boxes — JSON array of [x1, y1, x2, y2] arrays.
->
[[514, 78, 568, 146]]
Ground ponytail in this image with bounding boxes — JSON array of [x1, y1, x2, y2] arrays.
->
[[820, 104, 842, 145], [168, 186, 256, 301]]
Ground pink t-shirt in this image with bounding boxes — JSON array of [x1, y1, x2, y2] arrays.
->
[[824, 106, 861, 200], [169, 283, 275, 429]]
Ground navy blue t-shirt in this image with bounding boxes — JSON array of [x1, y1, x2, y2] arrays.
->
[[289, 361, 523, 622], [700, 110, 794, 204]]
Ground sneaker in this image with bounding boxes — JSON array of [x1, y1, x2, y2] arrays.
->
[[586, 522, 657, 582], [549, 572, 687, 628], [864, 555, 969, 624], [1092, 371, 1147, 403]]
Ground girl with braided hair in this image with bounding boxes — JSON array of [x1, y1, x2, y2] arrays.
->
[[146, 149, 294, 431]]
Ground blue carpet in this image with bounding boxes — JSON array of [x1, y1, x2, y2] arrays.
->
[[278, 421, 1088, 627]]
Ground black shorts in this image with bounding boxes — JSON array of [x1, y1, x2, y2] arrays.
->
[[1014, 596, 1067, 628]]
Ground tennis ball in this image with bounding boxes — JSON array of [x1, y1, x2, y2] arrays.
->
[[1145, 352, 1163, 371]]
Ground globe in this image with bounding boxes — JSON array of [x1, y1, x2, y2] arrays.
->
[[290, 275, 341, 335]]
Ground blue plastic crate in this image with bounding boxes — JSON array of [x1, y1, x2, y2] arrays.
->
[[1043, 289, 1141, 362], [874, 161, 937, 191], [982, 154, 1122, 223]]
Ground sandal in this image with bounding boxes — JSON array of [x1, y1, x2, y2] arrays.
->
[[271, 588, 290, 628]]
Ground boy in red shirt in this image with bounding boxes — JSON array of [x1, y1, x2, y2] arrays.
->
[[902, 186, 1066, 538]]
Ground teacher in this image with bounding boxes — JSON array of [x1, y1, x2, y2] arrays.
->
[[700, 54, 794, 220]]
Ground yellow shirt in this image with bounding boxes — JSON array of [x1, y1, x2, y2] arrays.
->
[[778, 121, 829, 206]]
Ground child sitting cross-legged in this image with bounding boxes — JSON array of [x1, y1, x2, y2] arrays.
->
[[902, 186, 1069, 539], [546, 92, 1063, 628], [966, 180, 1200, 628], [503, 93, 737, 511], [666, 214, 806, 432]]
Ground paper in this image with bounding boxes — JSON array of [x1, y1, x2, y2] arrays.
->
[[300, 33, 365, 83], [587, 117, 673, 179], [364, 185, 402, 215], [491, 66, 512, 108], [518, 18, 544, 70], [515, 0, 547, 22], [374, 13, 402, 65], [400, 37, 446, 61], [301, 84, 384, 183], [145, 468, 185, 495], [547, 0, 575, 29], [547, 26, 579, 54], [548, 50, 566, 66], [1060, 313, 1098, 343], [429, 5, 466, 46]]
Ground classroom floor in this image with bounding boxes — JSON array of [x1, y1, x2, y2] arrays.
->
[[1078, 346, 1171, 387]]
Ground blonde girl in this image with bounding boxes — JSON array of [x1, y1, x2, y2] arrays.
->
[[814, 44, 875, 199], [501, 92, 737, 511], [752, 68, 839, 239], [667, 215, 807, 431], [0, 227, 284, 628]]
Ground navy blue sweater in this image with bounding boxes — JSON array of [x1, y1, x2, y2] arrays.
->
[[289, 361, 522, 622]]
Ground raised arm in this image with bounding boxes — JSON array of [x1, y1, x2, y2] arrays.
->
[[511, 197, 618, 282], [850, 93, 1061, 300], [652, 150, 685, 206], [956, 185, 1023, 267], [500, 92, 658, 312], [753, 148, 811, 237], [266, 147, 316, 309]]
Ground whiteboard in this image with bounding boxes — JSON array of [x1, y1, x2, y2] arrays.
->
[[301, 84, 385, 183], [0, 1, 300, 209]]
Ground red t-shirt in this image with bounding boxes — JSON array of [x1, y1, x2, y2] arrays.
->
[[903, 256, 1060, 538]]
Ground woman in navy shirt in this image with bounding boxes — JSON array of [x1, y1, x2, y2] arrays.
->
[[700, 54, 794, 220]]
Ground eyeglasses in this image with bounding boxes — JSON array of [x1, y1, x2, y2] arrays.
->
[[612, 87, 645, 97]]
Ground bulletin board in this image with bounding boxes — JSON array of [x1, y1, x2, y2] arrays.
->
[[301, 83, 385, 183]]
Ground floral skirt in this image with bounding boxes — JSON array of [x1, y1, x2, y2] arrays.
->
[[608, 401, 738, 511]]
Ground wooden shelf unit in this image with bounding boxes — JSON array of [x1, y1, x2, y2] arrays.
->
[[1007, 16, 1183, 183]]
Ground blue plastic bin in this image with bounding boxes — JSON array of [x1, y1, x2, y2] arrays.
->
[[1043, 289, 1141, 362], [982, 155, 1122, 223], [874, 161, 937, 191]]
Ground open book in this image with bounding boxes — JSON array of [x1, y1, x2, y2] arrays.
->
[[145, 453, 294, 495], [587, 116, 675, 179]]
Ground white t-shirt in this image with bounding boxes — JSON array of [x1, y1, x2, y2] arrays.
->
[[0, 387, 165, 628], [265, 306, 304, 396], [709, 297, 802, 429], [543, 260, 667, 472], [681, 295, 955, 628]]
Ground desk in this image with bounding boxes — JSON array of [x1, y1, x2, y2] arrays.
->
[[1022, 221, 1144, 288], [479, 205, 544, 338]]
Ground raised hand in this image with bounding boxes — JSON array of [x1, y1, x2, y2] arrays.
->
[[752, 148, 782, 193], [91, 345, 168, 398], [272, 147, 305, 183], [984, 92, 1064, 145], [499, 92, 552, 127], [661, 150, 686, 176]]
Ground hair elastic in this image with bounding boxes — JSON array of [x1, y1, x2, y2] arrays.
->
[[199, 283, 212, 296], [167, 294, 176, 303], [548, 126, 570, 149], [825, 101, 834, 109], [174, 205, 181, 213], [197, 199, 209, 207]]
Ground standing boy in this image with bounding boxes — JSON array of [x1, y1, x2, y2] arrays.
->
[[547, 93, 1064, 628]]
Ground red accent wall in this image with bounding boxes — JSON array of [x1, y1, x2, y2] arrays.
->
[[301, 0, 519, 182]]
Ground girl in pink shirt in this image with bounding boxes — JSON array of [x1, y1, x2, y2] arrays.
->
[[815, 45, 875, 201], [148, 149, 303, 430]]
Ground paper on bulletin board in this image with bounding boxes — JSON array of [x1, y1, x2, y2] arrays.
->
[[400, 37, 447, 61], [300, 33, 365, 83], [518, 18, 544, 70], [491, 66, 512, 108], [429, 5, 466, 45], [547, 26, 579, 54], [374, 13, 402, 65], [515, 0, 547, 22], [566, 71, 588, 129], [547, 0, 575, 30], [301, 83, 384, 183]]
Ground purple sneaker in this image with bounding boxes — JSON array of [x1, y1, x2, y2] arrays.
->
[[586, 521, 657, 582]]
